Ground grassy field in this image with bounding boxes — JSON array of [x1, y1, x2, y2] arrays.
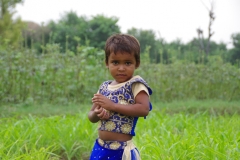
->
[[1, 35, 240, 159], [0, 100, 239, 159]]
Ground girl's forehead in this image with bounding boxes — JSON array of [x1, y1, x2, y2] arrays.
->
[[109, 51, 135, 60], [110, 50, 133, 54]]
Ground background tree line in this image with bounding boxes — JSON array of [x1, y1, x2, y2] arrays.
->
[[1, 0, 240, 66], [1, 0, 240, 104]]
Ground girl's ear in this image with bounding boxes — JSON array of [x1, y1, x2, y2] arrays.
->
[[105, 62, 109, 68]]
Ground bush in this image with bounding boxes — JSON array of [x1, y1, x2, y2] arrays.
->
[[0, 45, 239, 105]]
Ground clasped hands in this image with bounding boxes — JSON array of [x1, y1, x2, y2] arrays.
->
[[92, 94, 114, 120]]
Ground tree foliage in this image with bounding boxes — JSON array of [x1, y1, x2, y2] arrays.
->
[[127, 28, 160, 63], [0, 0, 23, 17], [9, 6, 238, 66], [229, 33, 240, 64], [48, 11, 89, 53], [46, 12, 120, 53], [22, 21, 50, 53], [0, 0, 25, 48], [88, 15, 120, 49]]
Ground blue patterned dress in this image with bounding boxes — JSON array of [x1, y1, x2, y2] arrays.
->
[[90, 76, 152, 160]]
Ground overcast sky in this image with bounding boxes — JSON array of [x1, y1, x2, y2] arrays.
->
[[15, 0, 240, 48]]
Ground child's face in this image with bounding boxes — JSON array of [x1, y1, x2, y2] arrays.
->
[[106, 51, 139, 84]]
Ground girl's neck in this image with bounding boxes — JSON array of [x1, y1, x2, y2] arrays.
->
[[111, 76, 134, 85]]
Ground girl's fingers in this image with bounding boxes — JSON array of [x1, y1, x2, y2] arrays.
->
[[92, 98, 100, 104], [101, 110, 109, 120], [93, 104, 110, 120], [99, 109, 110, 120], [94, 106, 102, 114], [96, 105, 101, 109], [98, 110, 105, 118]]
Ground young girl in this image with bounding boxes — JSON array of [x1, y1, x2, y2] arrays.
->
[[88, 33, 152, 160]]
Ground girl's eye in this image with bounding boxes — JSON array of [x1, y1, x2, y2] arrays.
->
[[126, 62, 131, 65], [112, 61, 118, 65]]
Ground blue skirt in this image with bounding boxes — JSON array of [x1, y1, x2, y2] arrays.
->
[[89, 139, 140, 160]]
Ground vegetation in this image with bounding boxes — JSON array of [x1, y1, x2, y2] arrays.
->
[[1, 1, 240, 65], [0, 102, 240, 160], [0, 46, 239, 105], [22, 12, 121, 54], [229, 33, 240, 64], [0, 1, 240, 159], [0, 0, 25, 48]]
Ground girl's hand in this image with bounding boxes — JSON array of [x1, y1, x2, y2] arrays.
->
[[94, 105, 110, 120], [92, 94, 115, 111]]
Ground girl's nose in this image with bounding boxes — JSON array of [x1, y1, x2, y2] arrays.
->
[[118, 65, 125, 71]]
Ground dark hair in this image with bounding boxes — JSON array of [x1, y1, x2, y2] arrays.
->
[[104, 33, 140, 65]]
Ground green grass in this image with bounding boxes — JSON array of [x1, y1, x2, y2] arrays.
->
[[0, 103, 87, 118], [153, 99, 240, 115], [0, 100, 240, 159], [136, 112, 240, 159], [1, 100, 239, 117], [0, 114, 95, 160]]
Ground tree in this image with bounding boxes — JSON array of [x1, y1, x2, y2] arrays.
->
[[48, 11, 89, 53], [0, 0, 23, 18], [22, 21, 50, 52], [88, 15, 120, 49], [167, 39, 186, 62], [47, 12, 120, 53], [127, 28, 159, 63], [229, 33, 240, 65], [0, 0, 25, 48], [196, 0, 215, 55]]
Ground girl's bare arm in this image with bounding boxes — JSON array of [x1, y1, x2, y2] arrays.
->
[[88, 103, 100, 123]]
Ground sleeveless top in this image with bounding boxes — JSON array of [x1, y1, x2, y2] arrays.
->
[[98, 76, 152, 136]]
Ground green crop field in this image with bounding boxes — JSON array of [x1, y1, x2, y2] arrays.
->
[[0, 49, 240, 159], [1, 2, 240, 158], [0, 101, 240, 160]]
